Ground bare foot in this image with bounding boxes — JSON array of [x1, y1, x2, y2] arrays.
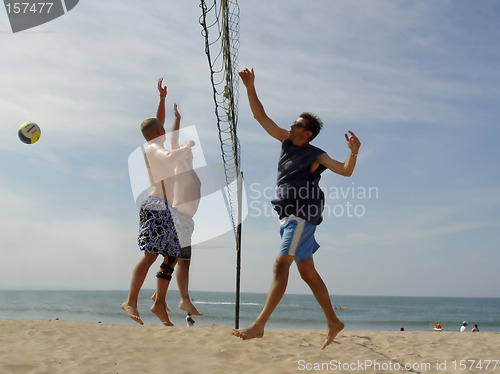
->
[[151, 293, 171, 312], [232, 322, 264, 340], [162, 319, 174, 327], [150, 302, 174, 326], [121, 302, 144, 325], [179, 299, 203, 316], [321, 321, 344, 350]]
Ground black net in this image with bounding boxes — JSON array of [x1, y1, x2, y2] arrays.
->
[[199, 0, 241, 237], [199, 0, 243, 328]]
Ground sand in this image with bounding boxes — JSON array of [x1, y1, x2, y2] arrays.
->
[[1, 320, 499, 374]]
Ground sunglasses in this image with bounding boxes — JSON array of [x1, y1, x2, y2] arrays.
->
[[293, 120, 308, 129]]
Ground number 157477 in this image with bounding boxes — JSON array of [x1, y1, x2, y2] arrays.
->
[[5, 2, 54, 14]]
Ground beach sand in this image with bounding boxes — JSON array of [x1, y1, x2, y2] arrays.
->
[[1, 320, 499, 374]]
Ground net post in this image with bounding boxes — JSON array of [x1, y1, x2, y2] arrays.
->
[[234, 170, 243, 329]]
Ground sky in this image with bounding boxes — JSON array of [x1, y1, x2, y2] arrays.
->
[[1, 1, 499, 298]]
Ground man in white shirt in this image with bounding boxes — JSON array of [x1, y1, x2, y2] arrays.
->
[[460, 321, 468, 332]]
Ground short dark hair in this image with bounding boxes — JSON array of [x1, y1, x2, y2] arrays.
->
[[140, 118, 161, 140], [299, 112, 323, 141]]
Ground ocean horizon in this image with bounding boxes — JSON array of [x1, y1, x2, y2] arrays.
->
[[1, 290, 499, 333]]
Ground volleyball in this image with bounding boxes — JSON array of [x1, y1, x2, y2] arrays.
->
[[18, 122, 41, 144]]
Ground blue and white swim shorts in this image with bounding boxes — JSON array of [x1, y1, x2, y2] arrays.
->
[[278, 215, 320, 263]]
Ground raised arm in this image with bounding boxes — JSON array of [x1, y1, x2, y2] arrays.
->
[[316, 131, 360, 177], [170, 103, 181, 149], [156, 77, 167, 125], [239, 68, 288, 142]]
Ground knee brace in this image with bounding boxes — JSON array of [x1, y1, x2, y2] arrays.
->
[[156, 257, 176, 281]]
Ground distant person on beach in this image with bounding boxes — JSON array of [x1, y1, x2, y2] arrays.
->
[[460, 321, 468, 332], [233, 68, 360, 350], [471, 324, 479, 332], [121, 78, 195, 326], [186, 313, 196, 327], [151, 78, 202, 317]]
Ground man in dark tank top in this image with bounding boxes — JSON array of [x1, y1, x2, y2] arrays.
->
[[233, 68, 361, 350]]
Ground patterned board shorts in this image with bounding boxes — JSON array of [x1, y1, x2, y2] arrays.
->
[[138, 196, 181, 258]]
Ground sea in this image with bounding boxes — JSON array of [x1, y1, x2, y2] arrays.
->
[[1, 290, 499, 332]]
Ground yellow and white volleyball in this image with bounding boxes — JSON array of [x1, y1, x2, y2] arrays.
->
[[18, 122, 41, 144]]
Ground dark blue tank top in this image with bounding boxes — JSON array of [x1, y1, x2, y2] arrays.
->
[[271, 139, 326, 225]]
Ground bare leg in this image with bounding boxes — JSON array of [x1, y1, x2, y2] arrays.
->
[[177, 259, 202, 316], [150, 292, 171, 312], [297, 258, 344, 349], [121, 252, 158, 325], [150, 257, 177, 326], [233, 255, 294, 340], [150, 277, 174, 326]]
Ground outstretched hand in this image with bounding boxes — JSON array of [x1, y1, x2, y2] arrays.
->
[[181, 140, 195, 149], [239, 68, 255, 88], [157, 77, 167, 97], [345, 131, 361, 154], [173, 103, 181, 119]]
